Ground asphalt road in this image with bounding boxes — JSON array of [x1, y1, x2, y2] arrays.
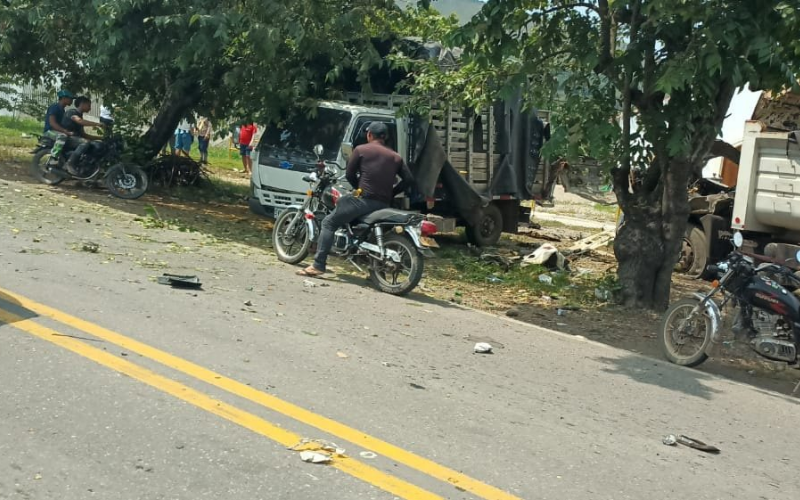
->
[[1, 177, 799, 500]]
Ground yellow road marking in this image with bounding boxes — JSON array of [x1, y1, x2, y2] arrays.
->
[[0, 287, 523, 500], [0, 308, 443, 500]]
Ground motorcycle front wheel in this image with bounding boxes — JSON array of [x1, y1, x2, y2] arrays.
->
[[30, 150, 66, 186], [369, 234, 424, 296], [273, 209, 311, 265], [106, 163, 149, 200], [659, 298, 712, 367]]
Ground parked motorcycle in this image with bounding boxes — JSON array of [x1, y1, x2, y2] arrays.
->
[[659, 232, 800, 367], [30, 117, 148, 200], [272, 144, 438, 296]]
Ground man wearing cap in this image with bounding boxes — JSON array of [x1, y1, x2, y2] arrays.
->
[[297, 121, 413, 277], [43, 90, 75, 164]]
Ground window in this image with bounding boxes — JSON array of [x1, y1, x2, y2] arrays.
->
[[351, 117, 397, 151]]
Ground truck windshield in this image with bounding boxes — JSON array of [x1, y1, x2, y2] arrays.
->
[[259, 108, 352, 161]]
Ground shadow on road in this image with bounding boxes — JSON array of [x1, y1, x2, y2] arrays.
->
[[0, 290, 37, 324], [596, 354, 723, 400]]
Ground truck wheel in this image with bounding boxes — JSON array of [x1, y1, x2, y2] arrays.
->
[[677, 225, 708, 279], [466, 203, 503, 247]]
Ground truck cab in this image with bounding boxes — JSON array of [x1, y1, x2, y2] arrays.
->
[[250, 102, 408, 217]]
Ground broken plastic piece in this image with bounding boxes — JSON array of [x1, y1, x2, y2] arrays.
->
[[300, 451, 332, 464], [157, 273, 202, 289], [474, 342, 493, 354]]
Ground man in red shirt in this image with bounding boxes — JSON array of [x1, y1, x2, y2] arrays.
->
[[238, 122, 257, 174]]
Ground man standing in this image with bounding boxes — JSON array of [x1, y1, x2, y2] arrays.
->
[[297, 122, 413, 277], [196, 117, 212, 164], [174, 117, 194, 157], [43, 90, 75, 165], [62, 96, 103, 175], [238, 121, 257, 175]]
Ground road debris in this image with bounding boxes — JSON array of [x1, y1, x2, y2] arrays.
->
[[299, 451, 332, 464], [157, 273, 203, 289], [81, 241, 100, 253], [359, 451, 377, 459], [474, 342, 493, 354], [662, 434, 720, 454], [290, 439, 345, 464], [336, 351, 349, 359], [244, 300, 253, 306], [303, 279, 330, 288]]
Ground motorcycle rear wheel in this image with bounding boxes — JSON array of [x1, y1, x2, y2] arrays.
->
[[273, 209, 311, 265], [30, 150, 66, 186], [659, 298, 712, 367], [369, 234, 423, 296], [106, 163, 148, 200]]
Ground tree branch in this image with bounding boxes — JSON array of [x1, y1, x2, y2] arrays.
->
[[709, 139, 741, 165], [534, 3, 601, 17]]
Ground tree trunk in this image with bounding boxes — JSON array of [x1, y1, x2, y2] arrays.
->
[[614, 160, 692, 311], [137, 79, 202, 162]]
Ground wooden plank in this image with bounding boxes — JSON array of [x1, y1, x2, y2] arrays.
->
[[466, 114, 473, 183], [446, 107, 452, 159], [488, 110, 495, 181]]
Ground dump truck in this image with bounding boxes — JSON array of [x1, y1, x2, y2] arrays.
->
[[685, 115, 800, 276], [248, 90, 562, 246]]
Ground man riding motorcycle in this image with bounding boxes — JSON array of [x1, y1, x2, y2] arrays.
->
[[61, 96, 103, 175], [43, 90, 75, 164], [297, 121, 413, 277]]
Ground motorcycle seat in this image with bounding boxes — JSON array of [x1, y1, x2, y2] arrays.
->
[[357, 208, 416, 225]]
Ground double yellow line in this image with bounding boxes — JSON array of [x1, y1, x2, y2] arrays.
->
[[0, 286, 523, 500]]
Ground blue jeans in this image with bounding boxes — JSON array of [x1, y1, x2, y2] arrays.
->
[[313, 195, 387, 272]]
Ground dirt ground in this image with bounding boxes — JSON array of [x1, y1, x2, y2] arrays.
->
[[3, 159, 800, 395]]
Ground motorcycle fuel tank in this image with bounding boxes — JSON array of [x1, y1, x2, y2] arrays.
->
[[743, 275, 800, 321]]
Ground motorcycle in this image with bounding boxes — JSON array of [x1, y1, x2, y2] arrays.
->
[[659, 231, 800, 368], [271, 144, 438, 296], [30, 116, 148, 200]]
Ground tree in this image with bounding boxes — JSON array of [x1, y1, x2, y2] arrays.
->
[[0, 0, 398, 159], [401, 0, 800, 309]]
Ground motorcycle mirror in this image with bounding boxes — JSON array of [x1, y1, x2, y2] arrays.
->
[[313, 144, 324, 157], [309, 172, 319, 182], [341, 142, 353, 160], [732, 231, 744, 248], [796, 249, 800, 263]]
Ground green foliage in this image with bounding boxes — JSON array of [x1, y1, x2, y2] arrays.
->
[[398, 1, 800, 184], [0, 0, 404, 152]]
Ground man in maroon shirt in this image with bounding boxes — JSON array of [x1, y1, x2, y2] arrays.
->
[[298, 122, 413, 277]]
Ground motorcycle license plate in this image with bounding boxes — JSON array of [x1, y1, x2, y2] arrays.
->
[[420, 236, 439, 248]]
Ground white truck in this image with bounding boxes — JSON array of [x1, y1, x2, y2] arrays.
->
[[248, 92, 560, 246], [688, 120, 800, 274]]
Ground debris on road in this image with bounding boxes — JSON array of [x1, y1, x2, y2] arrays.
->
[[244, 300, 253, 306], [299, 451, 332, 464], [662, 434, 720, 454], [359, 451, 377, 459], [304, 279, 330, 288], [290, 439, 345, 464], [157, 273, 203, 289], [474, 342, 493, 354], [336, 351, 349, 359], [81, 241, 100, 253]]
